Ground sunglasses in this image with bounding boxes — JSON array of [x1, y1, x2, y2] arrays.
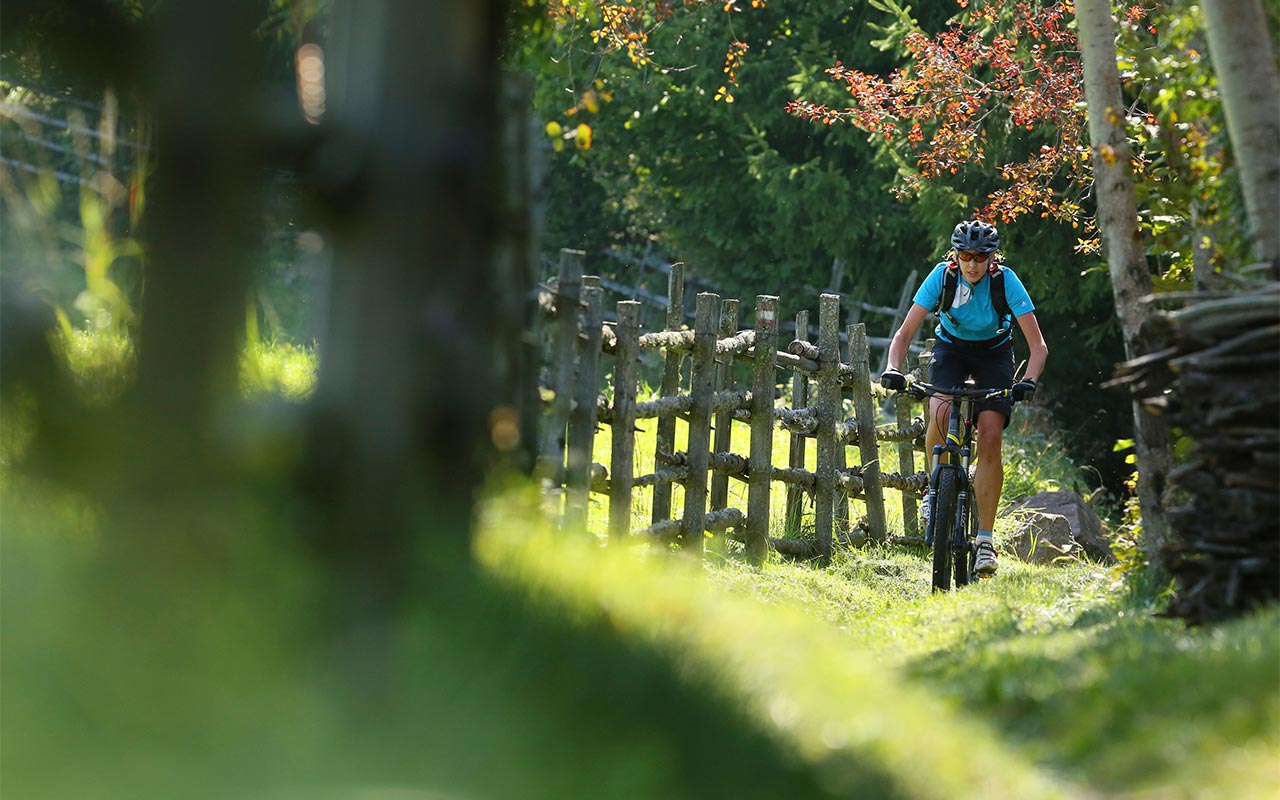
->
[[956, 251, 992, 263]]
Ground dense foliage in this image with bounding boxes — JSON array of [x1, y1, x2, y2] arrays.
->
[[507, 2, 962, 305]]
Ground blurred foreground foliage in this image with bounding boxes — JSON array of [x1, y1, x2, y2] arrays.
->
[[1, 481, 838, 799], [2, 330, 831, 798]]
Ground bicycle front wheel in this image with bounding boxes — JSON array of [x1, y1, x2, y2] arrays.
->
[[931, 468, 959, 592]]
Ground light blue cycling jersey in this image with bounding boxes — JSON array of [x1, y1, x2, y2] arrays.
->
[[912, 261, 1035, 344]]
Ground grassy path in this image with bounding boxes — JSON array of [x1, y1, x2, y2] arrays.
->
[[480, 493, 1280, 798], [707, 546, 1280, 796]]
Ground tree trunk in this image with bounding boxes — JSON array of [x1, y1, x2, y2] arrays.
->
[[307, 0, 507, 641], [1075, 0, 1173, 556], [130, 1, 262, 472], [1201, 0, 1280, 268]]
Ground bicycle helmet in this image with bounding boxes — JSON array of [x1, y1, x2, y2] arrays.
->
[[950, 220, 1000, 253]]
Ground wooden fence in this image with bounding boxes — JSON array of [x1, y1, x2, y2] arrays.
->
[[540, 246, 923, 368], [539, 248, 934, 565]]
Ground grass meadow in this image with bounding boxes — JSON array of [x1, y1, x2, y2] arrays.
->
[[3, 338, 1276, 798], [511, 379, 1279, 797]]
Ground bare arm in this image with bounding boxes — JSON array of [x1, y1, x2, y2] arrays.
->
[[885, 303, 931, 372], [1015, 311, 1048, 382]]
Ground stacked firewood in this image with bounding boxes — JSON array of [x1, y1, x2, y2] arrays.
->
[[1111, 280, 1280, 624]]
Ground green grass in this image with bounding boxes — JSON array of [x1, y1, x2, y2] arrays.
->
[[8, 331, 1277, 798], [480, 499, 1280, 798], [531, 382, 1279, 797], [711, 548, 1279, 795], [239, 339, 317, 400], [56, 326, 135, 404]]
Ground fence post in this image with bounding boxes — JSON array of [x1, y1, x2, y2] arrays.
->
[[651, 263, 686, 525], [815, 293, 841, 564], [895, 390, 919, 537], [680, 293, 720, 553], [835, 326, 851, 534], [890, 325, 921, 537], [785, 309, 809, 535], [609, 301, 642, 542], [746, 295, 778, 564], [917, 337, 934, 407], [918, 338, 934, 377], [565, 277, 603, 533], [710, 298, 740, 513], [849, 322, 887, 541], [538, 248, 584, 483]]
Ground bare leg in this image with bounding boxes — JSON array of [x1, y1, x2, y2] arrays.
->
[[974, 410, 1006, 531]]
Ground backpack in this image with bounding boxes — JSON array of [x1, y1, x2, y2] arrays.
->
[[936, 260, 1012, 329]]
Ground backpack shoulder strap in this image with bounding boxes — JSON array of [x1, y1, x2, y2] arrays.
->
[[936, 262, 959, 314], [988, 263, 1011, 318]]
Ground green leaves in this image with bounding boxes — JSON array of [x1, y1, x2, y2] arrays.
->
[[511, 2, 939, 307], [866, 0, 920, 53]]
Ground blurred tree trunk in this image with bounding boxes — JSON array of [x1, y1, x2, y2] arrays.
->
[[306, 0, 508, 636], [1200, 0, 1280, 269], [1076, 0, 1173, 556], [130, 1, 263, 468], [495, 73, 547, 472]]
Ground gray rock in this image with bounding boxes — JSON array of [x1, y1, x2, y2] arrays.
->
[[1005, 512, 1079, 565], [1007, 490, 1115, 563]]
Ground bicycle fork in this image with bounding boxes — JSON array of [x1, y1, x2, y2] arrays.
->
[[925, 445, 954, 547], [925, 445, 945, 545]]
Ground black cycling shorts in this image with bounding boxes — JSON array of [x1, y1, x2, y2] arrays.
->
[[928, 337, 1016, 426]]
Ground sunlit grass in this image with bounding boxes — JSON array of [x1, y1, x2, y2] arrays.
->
[[524, 380, 1278, 797], [50, 326, 318, 404], [484, 489, 1280, 798], [55, 326, 135, 404], [478, 501, 1081, 799], [240, 339, 317, 400]]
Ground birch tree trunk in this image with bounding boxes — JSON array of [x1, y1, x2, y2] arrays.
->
[[1076, 0, 1173, 555], [1200, 0, 1280, 268]]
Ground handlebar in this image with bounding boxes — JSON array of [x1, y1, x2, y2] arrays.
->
[[899, 378, 1012, 402]]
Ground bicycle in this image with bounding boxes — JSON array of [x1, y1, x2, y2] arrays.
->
[[899, 378, 1015, 592]]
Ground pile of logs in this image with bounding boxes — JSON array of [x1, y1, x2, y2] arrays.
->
[[1111, 280, 1280, 623]]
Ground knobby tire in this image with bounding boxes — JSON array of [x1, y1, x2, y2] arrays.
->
[[955, 476, 978, 587], [955, 492, 974, 587], [931, 468, 959, 592]]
